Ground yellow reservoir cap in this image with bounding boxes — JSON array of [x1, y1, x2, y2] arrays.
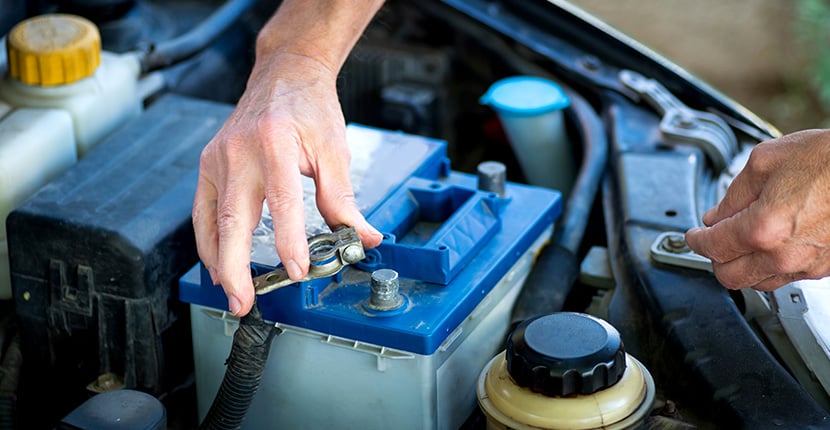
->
[[6, 14, 101, 86]]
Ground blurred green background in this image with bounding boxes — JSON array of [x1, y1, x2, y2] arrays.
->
[[571, 0, 830, 134]]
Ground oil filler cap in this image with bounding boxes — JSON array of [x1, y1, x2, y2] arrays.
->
[[507, 312, 626, 396], [6, 14, 101, 86]]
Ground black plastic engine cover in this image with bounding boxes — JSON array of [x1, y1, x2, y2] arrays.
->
[[6, 94, 231, 424]]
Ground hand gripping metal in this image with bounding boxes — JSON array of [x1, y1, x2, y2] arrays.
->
[[619, 70, 738, 173], [650, 231, 713, 272], [252, 225, 366, 295]]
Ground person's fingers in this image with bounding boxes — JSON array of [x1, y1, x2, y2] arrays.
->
[[750, 272, 805, 292], [689, 166, 802, 265], [701, 156, 768, 227], [192, 174, 220, 285], [313, 150, 383, 249], [352, 216, 384, 249], [687, 130, 830, 292], [708, 253, 776, 290], [685, 218, 754, 265], [707, 233, 815, 290], [320, 190, 384, 249], [215, 172, 261, 317], [263, 141, 310, 281]]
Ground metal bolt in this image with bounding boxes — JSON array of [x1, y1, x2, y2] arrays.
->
[[87, 372, 124, 393], [580, 55, 601, 72], [661, 400, 679, 418], [368, 269, 404, 311], [477, 161, 506, 197], [660, 233, 690, 254], [674, 114, 696, 129], [341, 244, 365, 264], [98, 375, 115, 390]]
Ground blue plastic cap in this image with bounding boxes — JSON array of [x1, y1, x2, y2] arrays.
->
[[480, 76, 570, 116]]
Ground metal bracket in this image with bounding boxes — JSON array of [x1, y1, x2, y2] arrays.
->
[[771, 281, 830, 399], [650, 231, 712, 272], [620, 70, 738, 173], [253, 225, 366, 295]]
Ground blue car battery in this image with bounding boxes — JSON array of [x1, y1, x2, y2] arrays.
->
[[179, 124, 562, 429]]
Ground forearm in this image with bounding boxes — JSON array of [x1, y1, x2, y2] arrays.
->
[[256, 0, 385, 76]]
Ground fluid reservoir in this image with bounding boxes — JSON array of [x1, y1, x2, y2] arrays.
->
[[477, 312, 656, 430], [480, 76, 573, 197], [0, 13, 142, 299]]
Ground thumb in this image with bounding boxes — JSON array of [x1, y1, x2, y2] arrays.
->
[[702, 162, 766, 227]]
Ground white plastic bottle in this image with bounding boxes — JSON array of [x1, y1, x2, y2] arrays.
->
[[480, 76, 573, 197], [0, 14, 143, 299]]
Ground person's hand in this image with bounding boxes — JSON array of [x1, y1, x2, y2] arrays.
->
[[192, 52, 382, 317], [685, 129, 830, 291]]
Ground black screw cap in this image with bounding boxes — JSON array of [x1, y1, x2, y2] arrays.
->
[[506, 312, 626, 397]]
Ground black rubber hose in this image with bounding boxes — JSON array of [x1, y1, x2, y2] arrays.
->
[[141, 0, 258, 72], [511, 88, 608, 325], [553, 92, 608, 255], [199, 302, 281, 430], [407, 0, 608, 324]]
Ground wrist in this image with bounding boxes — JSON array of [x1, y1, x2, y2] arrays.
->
[[254, 0, 384, 74], [248, 51, 338, 92]]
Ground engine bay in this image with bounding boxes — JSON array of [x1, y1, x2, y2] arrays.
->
[[1, 0, 829, 428]]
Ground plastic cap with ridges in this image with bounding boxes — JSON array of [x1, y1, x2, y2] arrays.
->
[[506, 312, 626, 396], [6, 14, 101, 86]]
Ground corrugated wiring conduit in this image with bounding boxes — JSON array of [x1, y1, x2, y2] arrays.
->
[[199, 302, 281, 430]]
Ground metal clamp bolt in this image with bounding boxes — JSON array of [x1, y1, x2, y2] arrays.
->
[[660, 233, 691, 254], [253, 225, 365, 295], [650, 231, 712, 272]]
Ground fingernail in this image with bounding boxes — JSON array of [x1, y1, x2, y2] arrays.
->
[[228, 295, 242, 315], [363, 223, 384, 245], [702, 208, 717, 225], [686, 227, 704, 238], [370, 230, 383, 244], [284, 259, 303, 280], [370, 225, 383, 239]]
